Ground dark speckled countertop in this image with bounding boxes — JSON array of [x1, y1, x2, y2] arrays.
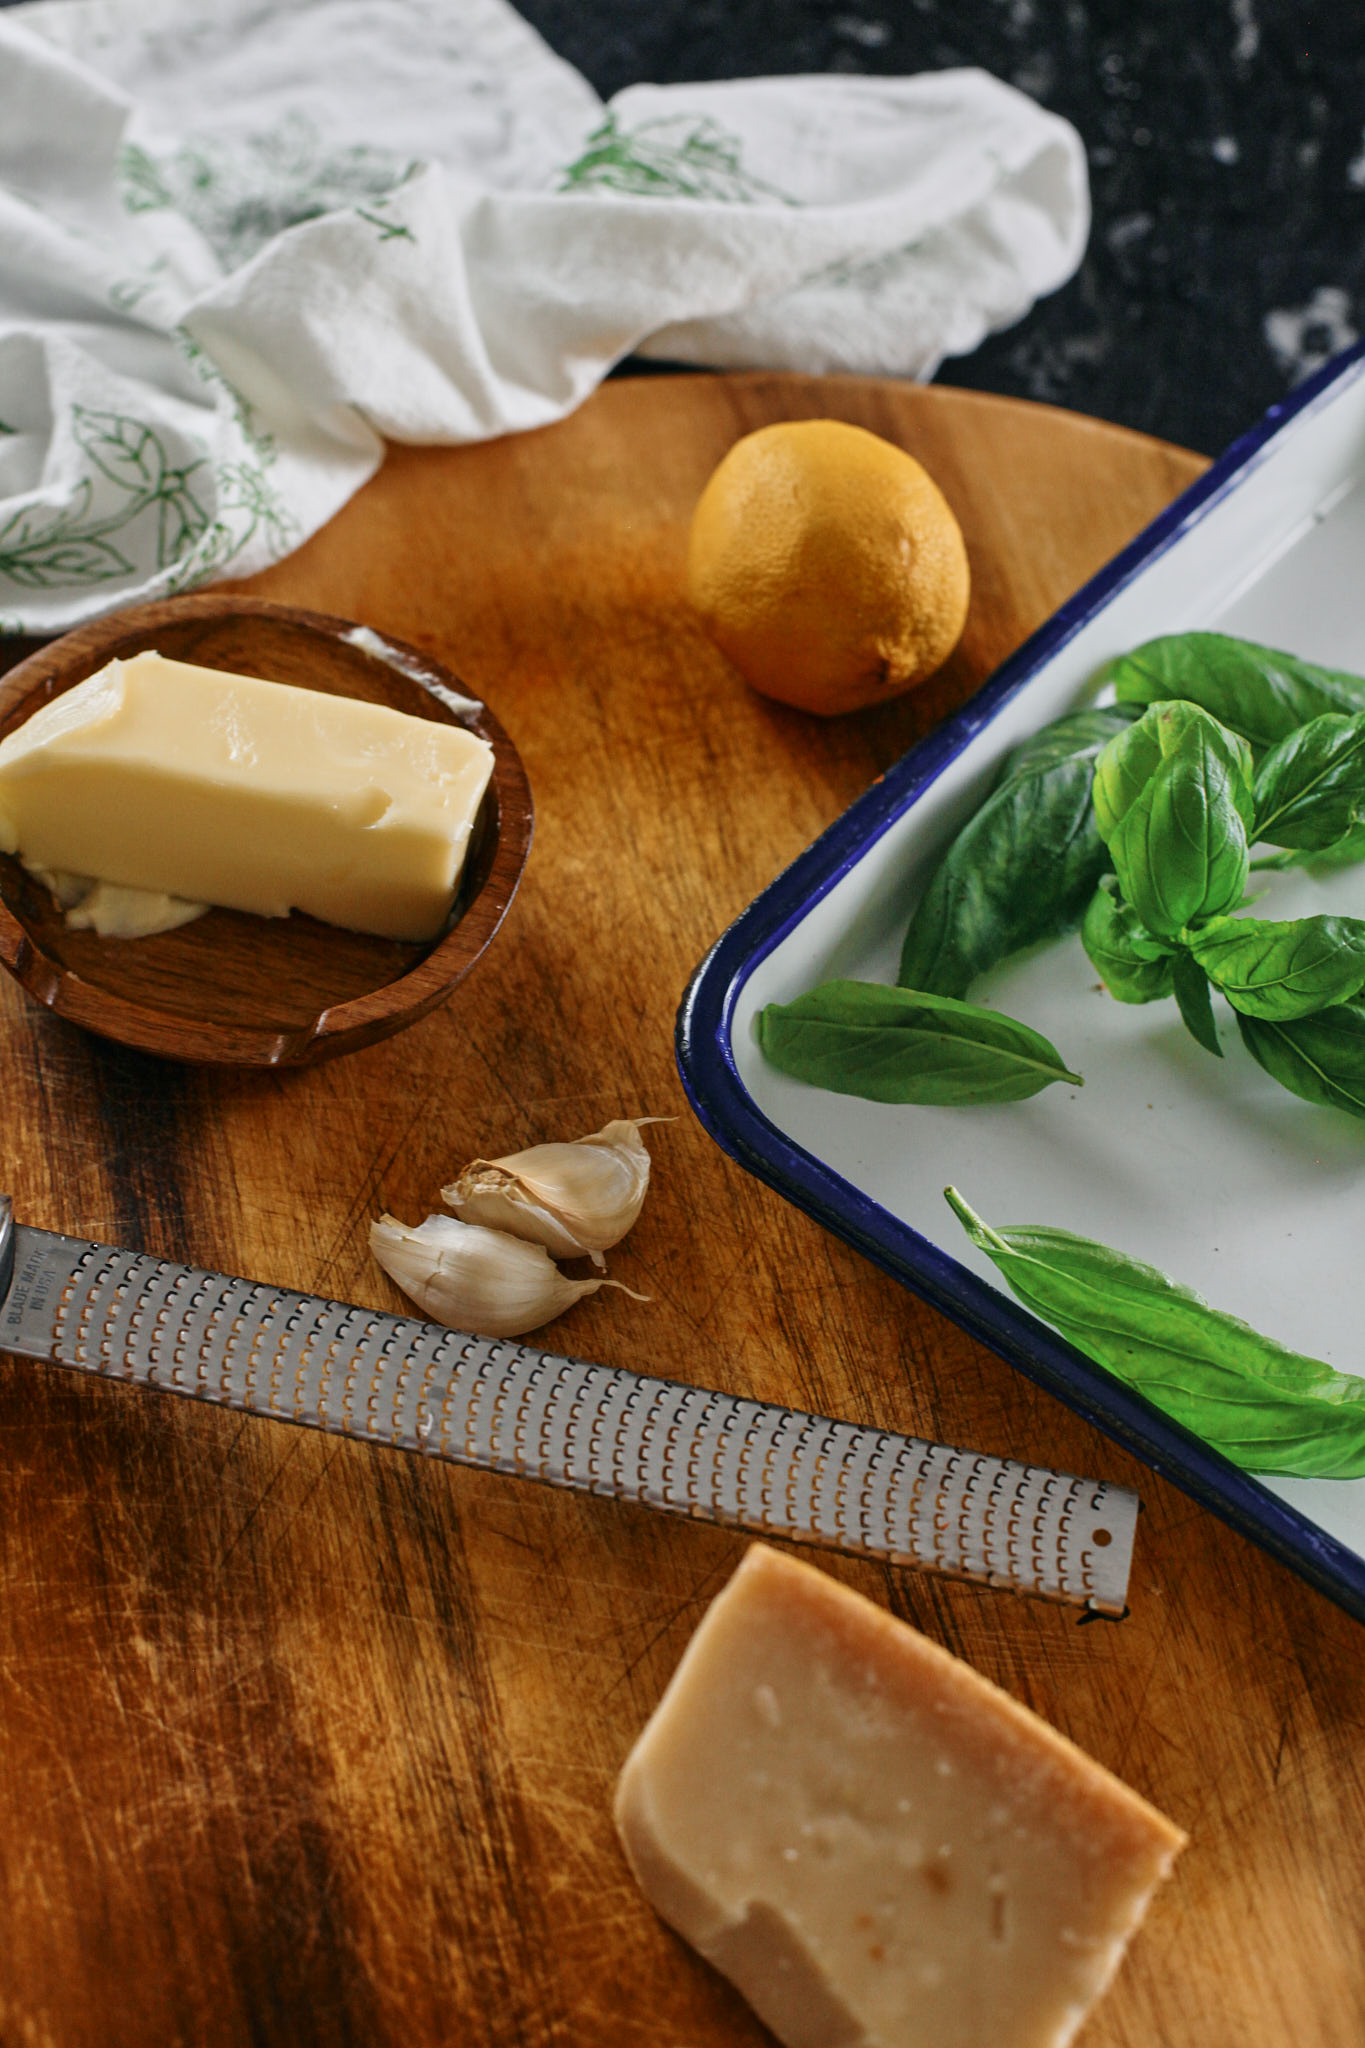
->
[[519, 0, 1365, 458]]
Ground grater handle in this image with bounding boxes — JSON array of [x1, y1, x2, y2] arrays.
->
[[0, 1208, 1137, 1612]]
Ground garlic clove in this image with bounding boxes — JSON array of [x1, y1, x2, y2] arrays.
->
[[445, 1177, 593, 1265], [370, 1212, 646, 1339], [442, 1117, 669, 1267]]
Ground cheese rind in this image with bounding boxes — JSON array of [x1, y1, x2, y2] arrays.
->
[[0, 651, 495, 942], [614, 1545, 1185, 2048]]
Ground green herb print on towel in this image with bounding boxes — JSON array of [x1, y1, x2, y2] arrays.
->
[[0, 409, 208, 591], [558, 113, 797, 204], [117, 114, 419, 269]]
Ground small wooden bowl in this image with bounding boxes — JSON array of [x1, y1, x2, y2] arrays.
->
[[0, 595, 534, 1067]]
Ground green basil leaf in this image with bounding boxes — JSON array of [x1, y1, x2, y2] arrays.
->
[[757, 981, 1083, 1104], [1258, 821, 1365, 876], [1188, 912, 1365, 1020], [997, 705, 1143, 783], [1171, 949, 1222, 1056], [1092, 699, 1255, 842], [1104, 720, 1251, 937], [1236, 1003, 1365, 1118], [1251, 712, 1365, 849], [1299, 819, 1365, 872], [1100, 632, 1365, 752], [897, 705, 1139, 999], [1080, 877, 1176, 1003], [945, 1187, 1365, 1478]]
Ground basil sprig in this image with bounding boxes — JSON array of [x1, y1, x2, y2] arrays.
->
[[1092, 701, 1254, 939], [1099, 632, 1365, 751], [756, 981, 1082, 1104], [1082, 691, 1365, 1077], [1092, 698, 1255, 842], [762, 630, 1365, 1124], [898, 704, 1139, 998], [946, 1188, 1365, 1478]]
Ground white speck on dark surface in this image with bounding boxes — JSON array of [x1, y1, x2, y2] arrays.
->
[[1231, 0, 1260, 65], [1011, 51, 1055, 100], [831, 15, 891, 49], [1349, 132, 1365, 190], [1264, 287, 1361, 385], [1106, 212, 1153, 253]]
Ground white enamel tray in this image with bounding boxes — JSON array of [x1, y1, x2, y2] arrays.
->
[[678, 342, 1365, 1622]]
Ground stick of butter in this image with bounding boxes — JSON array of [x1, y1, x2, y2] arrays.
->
[[615, 1545, 1185, 2048], [0, 651, 495, 943]]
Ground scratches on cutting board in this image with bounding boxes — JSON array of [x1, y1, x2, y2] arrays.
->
[[85, 1034, 200, 1258]]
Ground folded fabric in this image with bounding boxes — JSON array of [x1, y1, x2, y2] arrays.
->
[[0, 0, 1089, 634]]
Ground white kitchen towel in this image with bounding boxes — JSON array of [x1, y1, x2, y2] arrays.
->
[[0, 0, 1089, 634]]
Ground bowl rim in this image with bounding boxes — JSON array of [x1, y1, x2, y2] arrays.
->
[[0, 592, 534, 1067]]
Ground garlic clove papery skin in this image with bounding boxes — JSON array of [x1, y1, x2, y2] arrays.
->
[[370, 1213, 645, 1338], [445, 1177, 594, 1264], [442, 1118, 667, 1268]]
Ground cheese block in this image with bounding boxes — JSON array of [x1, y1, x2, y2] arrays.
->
[[0, 651, 495, 942], [614, 1544, 1185, 2048]]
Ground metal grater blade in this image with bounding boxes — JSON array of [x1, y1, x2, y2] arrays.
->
[[0, 1199, 1136, 1611]]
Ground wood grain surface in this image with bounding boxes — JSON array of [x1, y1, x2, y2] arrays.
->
[[2, 372, 1362, 2048]]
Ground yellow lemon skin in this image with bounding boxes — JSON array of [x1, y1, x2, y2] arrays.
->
[[686, 418, 970, 716]]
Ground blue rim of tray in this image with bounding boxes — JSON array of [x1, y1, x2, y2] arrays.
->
[[675, 340, 1365, 1626]]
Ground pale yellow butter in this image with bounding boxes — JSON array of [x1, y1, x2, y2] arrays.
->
[[0, 651, 495, 942], [615, 1545, 1186, 2048], [31, 865, 209, 938]]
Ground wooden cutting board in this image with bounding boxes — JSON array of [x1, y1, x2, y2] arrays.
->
[[3, 372, 1362, 2048]]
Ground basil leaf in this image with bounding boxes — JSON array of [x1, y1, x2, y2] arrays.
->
[[1258, 821, 1365, 876], [997, 705, 1143, 783], [897, 705, 1139, 999], [1171, 950, 1222, 1056], [1100, 632, 1365, 752], [1102, 719, 1251, 938], [1081, 877, 1176, 1003], [945, 1187, 1365, 1478], [757, 981, 1083, 1104], [1236, 1003, 1365, 1118], [1188, 912, 1365, 1021], [1251, 712, 1365, 850], [1092, 699, 1255, 842], [1300, 819, 1365, 872]]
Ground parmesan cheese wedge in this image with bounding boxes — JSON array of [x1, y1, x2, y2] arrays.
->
[[0, 651, 495, 942], [615, 1544, 1185, 2048]]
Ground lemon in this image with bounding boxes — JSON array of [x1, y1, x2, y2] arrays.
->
[[686, 418, 970, 716]]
